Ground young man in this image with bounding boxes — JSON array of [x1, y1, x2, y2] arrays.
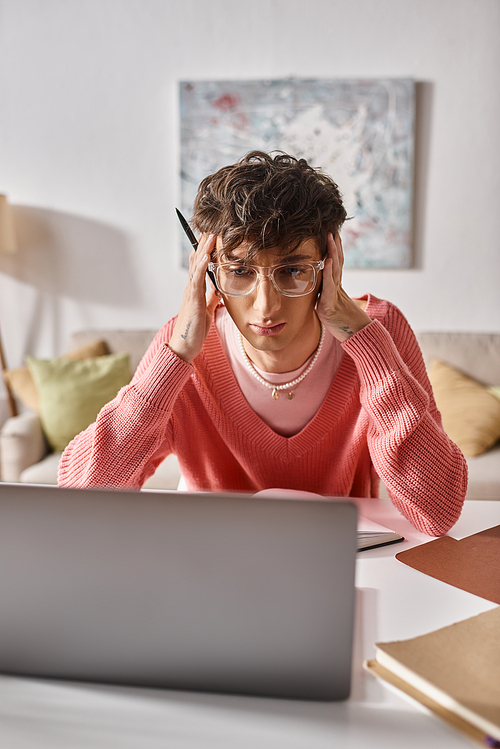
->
[[59, 151, 467, 536]]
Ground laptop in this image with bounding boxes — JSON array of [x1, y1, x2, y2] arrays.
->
[[0, 483, 357, 700]]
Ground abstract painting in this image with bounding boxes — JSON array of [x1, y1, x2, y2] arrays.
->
[[179, 78, 415, 268]]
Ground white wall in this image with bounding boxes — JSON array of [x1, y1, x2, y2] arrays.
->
[[0, 0, 499, 374]]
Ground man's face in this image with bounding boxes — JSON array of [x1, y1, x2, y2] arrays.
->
[[215, 237, 323, 370]]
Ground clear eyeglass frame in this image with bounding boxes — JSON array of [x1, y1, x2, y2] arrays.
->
[[207, 260, 325, 298]]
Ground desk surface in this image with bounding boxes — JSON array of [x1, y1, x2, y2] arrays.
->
[[1, 497, 498, 749]]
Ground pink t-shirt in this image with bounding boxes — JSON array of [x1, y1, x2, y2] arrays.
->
[[215, 305, 343, 437]]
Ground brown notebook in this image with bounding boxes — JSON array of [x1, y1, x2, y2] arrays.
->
[[396, 525, 500, 604], [364, 607, 500, 745]]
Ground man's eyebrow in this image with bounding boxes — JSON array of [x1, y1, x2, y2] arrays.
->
[[221, 251, 246, 262], [219, 252, 316, 264], [278, 254, 316, 264]]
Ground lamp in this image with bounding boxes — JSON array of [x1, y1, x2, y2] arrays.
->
[[0, 194, 18, 417]]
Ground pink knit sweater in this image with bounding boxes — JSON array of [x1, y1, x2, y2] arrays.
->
[[58, 295, 468, 536]]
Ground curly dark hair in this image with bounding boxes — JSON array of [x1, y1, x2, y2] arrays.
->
[[191, 151, 347, 259]]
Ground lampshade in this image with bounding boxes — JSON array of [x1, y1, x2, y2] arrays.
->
[[0, 194, 18, 254]]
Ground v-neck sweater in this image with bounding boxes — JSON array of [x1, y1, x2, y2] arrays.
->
[[215, 305, 344, 436], [58, 294, 468, 536]]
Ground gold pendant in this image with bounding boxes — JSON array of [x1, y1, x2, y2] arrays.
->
[[288, 392, 294, 401], [272, 388, 279, 400]]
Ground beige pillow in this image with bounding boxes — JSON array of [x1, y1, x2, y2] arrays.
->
[[27, 352, 131, 453], [3, 339, 109, 413], [488, 385, 500, 402], [428, 358, 500, 457]]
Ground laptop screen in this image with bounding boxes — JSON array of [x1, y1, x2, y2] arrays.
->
[[0, 483, 357, 700]]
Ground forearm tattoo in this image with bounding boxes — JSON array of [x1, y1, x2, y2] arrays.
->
[[180, 321, 192, 340], [340, 325, 355, 337]]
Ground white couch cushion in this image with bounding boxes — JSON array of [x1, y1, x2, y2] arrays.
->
[[1, 411, 47, 482], [19, 451, 181, 491], [20, 452, 61, 484], [464, 444, 500, 499], [142, 454, 181, 491]]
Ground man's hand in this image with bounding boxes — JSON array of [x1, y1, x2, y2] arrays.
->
[[168, 234, 220, 364], [316, 232, 371, 342]]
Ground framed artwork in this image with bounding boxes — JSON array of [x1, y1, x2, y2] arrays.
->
[[179, 78, 415, 268]]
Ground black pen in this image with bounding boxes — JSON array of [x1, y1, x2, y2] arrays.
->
[[175, 208, 217, 289]]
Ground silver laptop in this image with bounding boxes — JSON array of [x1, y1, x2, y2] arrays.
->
[[0, 483, 357, 700]]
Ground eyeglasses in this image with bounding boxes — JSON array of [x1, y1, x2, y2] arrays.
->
[[207, 260, 325, 297]]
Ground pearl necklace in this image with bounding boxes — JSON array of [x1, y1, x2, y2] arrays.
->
[[238, 323, 325, 400]]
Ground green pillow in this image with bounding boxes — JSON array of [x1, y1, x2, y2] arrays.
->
[[27, 353, 131, 453]]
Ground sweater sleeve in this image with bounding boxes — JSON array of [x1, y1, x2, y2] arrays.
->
[[58, 321, 193, 489], [342, 307, 468, 536]]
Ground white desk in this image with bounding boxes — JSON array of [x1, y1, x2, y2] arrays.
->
[[0, 498, 498, 749]]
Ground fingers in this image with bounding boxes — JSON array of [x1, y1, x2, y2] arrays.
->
[[335, 232, 344, 268], [196, 233, 216, 268], [317, 232, 344, 313], [188, 234, 216, 284], [327, 232, 344, 286], [198, 232, 216, 254], [169, 234, 219, 364], [316, 233, 371, 342]]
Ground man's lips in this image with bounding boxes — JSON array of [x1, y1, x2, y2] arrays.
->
[[249, 322, 286, 336]]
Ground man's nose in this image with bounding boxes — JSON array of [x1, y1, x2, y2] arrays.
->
[[252, 274, 282, 316]]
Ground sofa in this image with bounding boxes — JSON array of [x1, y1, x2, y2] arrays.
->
[[0, 330, 182, 491], [1, 328, 500, 499]]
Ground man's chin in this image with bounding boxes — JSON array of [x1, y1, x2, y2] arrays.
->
[[242, 330, 290, 354]]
